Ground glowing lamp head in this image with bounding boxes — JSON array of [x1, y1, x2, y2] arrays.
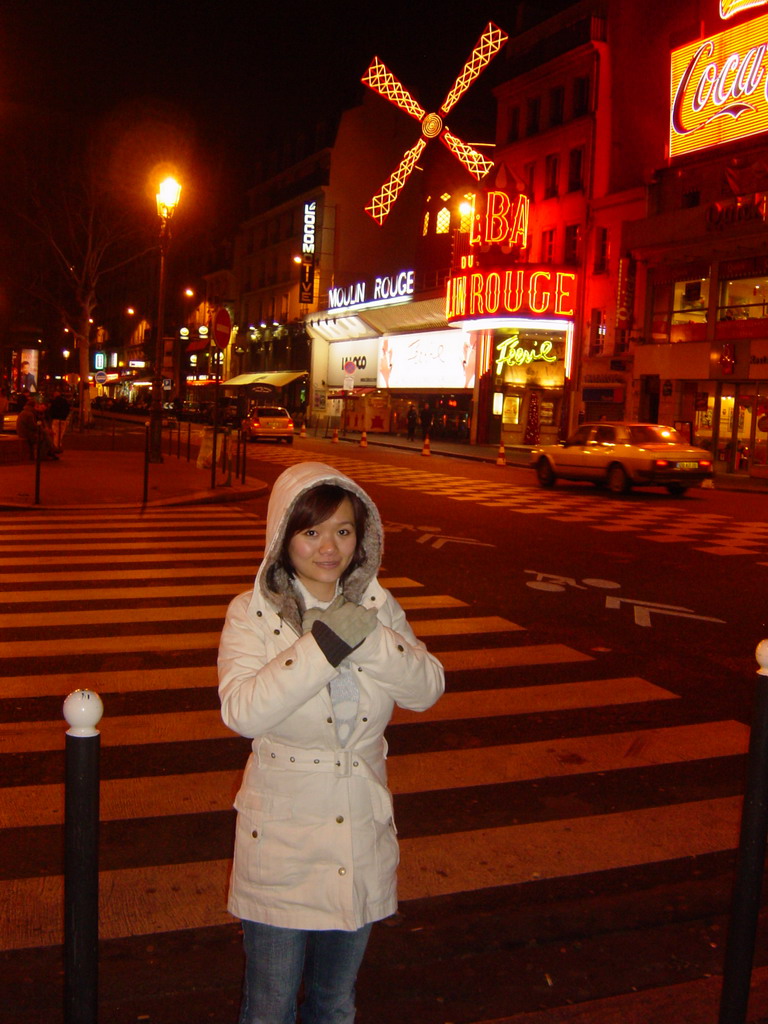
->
[[156, 177, 182, 219]]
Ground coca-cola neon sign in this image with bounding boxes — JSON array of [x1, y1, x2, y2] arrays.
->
[[670, 13, 768, 157]]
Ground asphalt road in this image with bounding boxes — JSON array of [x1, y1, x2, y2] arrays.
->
[[3, 434, 768, 1023]]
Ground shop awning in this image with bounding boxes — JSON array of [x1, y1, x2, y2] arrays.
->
[[306, 297, 456, 342], [222, 371, 307, 387]]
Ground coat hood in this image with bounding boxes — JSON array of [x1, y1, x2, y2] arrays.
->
[[251, 462, 383, 631]]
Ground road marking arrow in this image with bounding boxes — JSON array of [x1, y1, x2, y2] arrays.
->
[[604, 596, 726, 628]]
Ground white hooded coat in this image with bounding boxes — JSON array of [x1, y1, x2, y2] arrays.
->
[[218, 462, 445, 931]]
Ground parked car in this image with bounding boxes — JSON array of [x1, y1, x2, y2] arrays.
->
[[241, 405, 294, 444], [530, 422, 713, 495]]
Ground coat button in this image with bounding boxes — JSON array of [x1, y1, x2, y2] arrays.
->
[[290, 756, 296, 762], [314, 758, 320, 764], [397, 644, 404, 652], [251, 829, 258, 838], [361, 717, 368, 722], [274, 629, 280, 635], [336, 815, 344, 823], [256, 611, 263, 617], [327, 717, 333, 724], [285, 659, 293, 666], [338, 867, 347, 876]]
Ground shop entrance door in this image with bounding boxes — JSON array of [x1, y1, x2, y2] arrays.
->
[[716, 382, 760, 473]]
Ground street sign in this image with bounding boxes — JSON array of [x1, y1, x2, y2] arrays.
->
[[94, 370, 107, 384], [212, 308, 232, 350]]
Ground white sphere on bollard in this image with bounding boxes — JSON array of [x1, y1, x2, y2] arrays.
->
[[757, 639, 768, 676], [63, 689, 104, 737]]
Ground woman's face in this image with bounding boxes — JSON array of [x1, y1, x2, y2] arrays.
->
[[287, 497, 357, 601]]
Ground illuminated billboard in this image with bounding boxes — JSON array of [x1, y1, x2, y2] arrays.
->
[[377, 330, 475, 389], [670, 13, 768, 158]]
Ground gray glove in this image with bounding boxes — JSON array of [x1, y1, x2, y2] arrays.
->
[[301, 593, 344, 634], [310, 596, 379, 667]]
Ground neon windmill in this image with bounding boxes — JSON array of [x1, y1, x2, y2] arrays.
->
[[361, 22, 508, 225]]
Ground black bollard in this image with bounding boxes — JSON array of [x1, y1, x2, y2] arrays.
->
[[63, 689, 103, 1024], [718, 640, 768, 1024]]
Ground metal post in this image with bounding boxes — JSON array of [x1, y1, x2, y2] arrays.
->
[[63, 689, 103, 1024], [718, 639, 768, 1024], [148, 227, 167, 464], [241, 428, 247, 484], [34, 422, 42, 506], [143, 421, 150, 506], [210, 348, 219, 491], [186, 420, 191, 462]]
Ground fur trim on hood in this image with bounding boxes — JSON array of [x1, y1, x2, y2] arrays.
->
[[250, 462, 383, 634]]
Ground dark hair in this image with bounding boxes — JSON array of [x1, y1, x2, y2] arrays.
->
[[277, 484, 368, 582]]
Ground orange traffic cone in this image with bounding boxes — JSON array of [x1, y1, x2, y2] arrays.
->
[[421, 436, 431, 457], [360, 430, 368, 448], [496, 443, 506, 466], [332, 428, 339, 443]]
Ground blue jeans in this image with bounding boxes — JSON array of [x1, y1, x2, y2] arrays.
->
[[239, 919, 373, 1024]]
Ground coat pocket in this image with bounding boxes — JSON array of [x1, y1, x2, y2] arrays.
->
[[233, 789, 294, 888]]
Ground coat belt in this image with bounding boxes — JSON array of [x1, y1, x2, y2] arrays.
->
[[256, 737, 381, 780]]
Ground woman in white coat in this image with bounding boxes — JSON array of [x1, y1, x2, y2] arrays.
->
[[219, 462, 445, 1024]]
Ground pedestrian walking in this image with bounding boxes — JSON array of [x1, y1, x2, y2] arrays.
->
[[406, 403, 418, 442], [419, 402, 433, 441], [48, 389, 71, 452], [16, 396, 57, 460], [218, 461, 445, 1024]]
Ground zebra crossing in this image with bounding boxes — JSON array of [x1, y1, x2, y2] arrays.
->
[[0, 505, 753, 1021], [246, 445, 768, 559]]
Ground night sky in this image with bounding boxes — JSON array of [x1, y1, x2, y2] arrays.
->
[[2, 2, 532, 166]]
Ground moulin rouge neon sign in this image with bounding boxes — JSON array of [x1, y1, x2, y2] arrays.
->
[[445, 189, 577, 323], [671, 11, 768, 157]]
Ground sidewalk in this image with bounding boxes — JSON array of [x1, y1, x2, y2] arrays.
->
[[0, 436, 269, 510]]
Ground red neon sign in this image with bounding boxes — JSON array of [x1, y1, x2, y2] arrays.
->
[[446, 266, 578, 322], [670, 13, 768, 158], [478, 191, 529, 249]]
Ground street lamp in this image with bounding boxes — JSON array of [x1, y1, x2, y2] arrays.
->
[[149, 175, 181, 463]]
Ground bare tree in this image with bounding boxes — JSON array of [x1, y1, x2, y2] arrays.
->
[[22, 135, 155, 425]]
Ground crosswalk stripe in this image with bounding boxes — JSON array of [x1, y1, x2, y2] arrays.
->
[[0, 583, 250, 604], [0, 796, 743, 950], [2, 666, 219, 698], [390, 677, 677, 723], [437, 645, 593, 671], [2, 719, 747, 829], [0, 537, 265, 554], [0, 594, 467, 624], [0, 550, 264, 567], [4, 674, 675, 756]]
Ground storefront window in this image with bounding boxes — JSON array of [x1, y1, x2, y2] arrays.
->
[[651, 276, 709, 342], [717, 275, 768, 322]]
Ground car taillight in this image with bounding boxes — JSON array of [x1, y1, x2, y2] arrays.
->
[[287, 419, 293, 428], [700, 459, 712, 468], [253, 418, 261, 427], [654, 459, 670, 467]]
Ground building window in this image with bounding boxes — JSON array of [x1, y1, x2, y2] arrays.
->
[[589, 308, 606, 355], [422, 211, 429, 236], [567, 148, 584, 192], [541, 229, 555, 264], [564, 224, 580, 265], [506, 106, 520, 143], [545, 154, 559, 198], [436, 207, 451, 234], [459, 195, 474, 233], [652, 275, 710, 342], [594, 227, 609, 273], [718, 273, 768, 322], [524, 161, 535, 199], [549, 85, 565, 126], [526, 96, 541, 136], [573, 75, 590, 117]]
